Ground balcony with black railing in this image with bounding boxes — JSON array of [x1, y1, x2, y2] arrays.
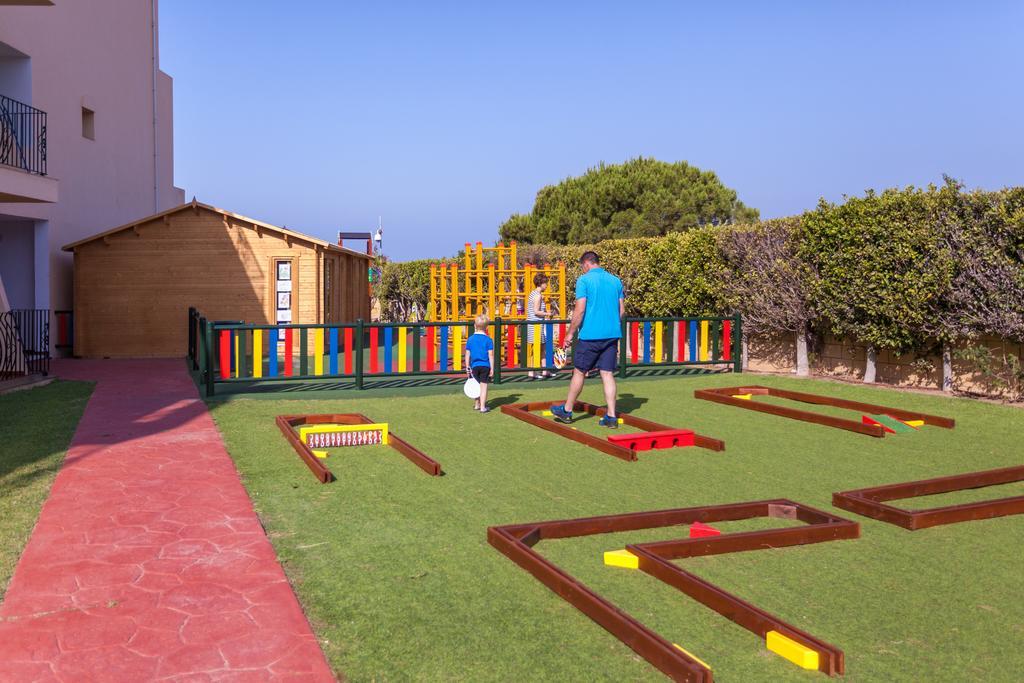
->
[[0, 93, 47, 176]]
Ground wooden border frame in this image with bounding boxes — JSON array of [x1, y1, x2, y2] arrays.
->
[[276, 413, 443, 482], [832, 465, 1024, 530], [499, 400, 725, 461], [694, 385, 955, 437], [488, 500, 859, 682]]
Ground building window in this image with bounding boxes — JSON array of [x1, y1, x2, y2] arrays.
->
[[81, 107, 95, 140]]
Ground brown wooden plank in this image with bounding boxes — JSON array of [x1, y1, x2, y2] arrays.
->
[[694, 388, 885, 437], [274, 415, 333, 483], [499, 403, 638, 461], [488, 500, 858, 680], [832, 465, 1024, 530], [276, 413, 443, 481], [487, 527, 712, 682]]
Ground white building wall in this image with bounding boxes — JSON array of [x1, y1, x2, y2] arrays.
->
[[0, 0, 182, 340]]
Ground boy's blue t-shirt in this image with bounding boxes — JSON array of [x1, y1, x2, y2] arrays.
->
[[466, 332, 493, 368], [575, 267, 624, 340]]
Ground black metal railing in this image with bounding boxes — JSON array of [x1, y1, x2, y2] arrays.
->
[[0, 94, 47, 176], [0, 309, 50, 380]]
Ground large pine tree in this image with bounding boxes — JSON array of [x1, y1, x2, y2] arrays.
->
[[500, 157, 758, 244]]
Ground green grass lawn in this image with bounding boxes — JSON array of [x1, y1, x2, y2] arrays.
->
[[0, 380, 93, 603], [208, 373, 1024, 682]]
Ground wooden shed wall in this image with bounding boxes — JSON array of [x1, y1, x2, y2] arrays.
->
[[72, 208, 367, 358]]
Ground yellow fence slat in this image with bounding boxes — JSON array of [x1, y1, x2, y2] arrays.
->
[[252, 329, 263, 378], [532, 324, 541, 367], [398, 326, 408, 372], [453, 325, 463, 371], [314, 328, 324, 375]]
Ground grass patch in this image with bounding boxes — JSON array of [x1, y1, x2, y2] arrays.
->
[[209, 373, 1024, 681], [0, 380, 93, 602]]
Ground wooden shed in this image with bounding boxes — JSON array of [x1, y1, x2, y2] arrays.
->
[[62, 200, 371, 358]]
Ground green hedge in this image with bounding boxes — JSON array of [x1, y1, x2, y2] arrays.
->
[[377, 181, 1024, 353]]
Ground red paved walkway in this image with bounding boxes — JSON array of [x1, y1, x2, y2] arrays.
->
[[0, 360, 335, 682]]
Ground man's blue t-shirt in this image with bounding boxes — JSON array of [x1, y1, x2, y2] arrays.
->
[[575, 267, 624, 340], [466, 332, 493, 368]]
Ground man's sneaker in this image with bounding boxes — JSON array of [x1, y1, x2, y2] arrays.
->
[[549, 404, 573, 423], [599, 414, 619, 429]]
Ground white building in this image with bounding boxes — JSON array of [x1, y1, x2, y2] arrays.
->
[[0, 0, 183, 352]]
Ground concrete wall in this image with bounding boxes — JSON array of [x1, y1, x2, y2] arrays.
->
[[0, 0, 182, 343], [747, 332, 1024, 399], [0, 220, 34, 308]]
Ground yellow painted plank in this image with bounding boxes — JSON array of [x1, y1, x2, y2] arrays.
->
[[673, 644, 712, 671], [766, 631, 819, 670], [654, 321, 663, 362], [904, 419, 924, 428], [300, 422, 389, 445], [603, 549, 638, 569], [699, 320, 709, 361], [735, 393, 753, 400]]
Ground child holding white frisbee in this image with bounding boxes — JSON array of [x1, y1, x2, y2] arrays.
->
[[464, 313, 494, 412]]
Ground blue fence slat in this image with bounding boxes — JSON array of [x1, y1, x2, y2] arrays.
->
[[384, 327, 393, 372], [439, 325, 449, 370], [642, 321, 652, 364], [545, 322, 554, 368], [688, 320, 698, 362], [329, 327, 339, 375], [268, 328, 279, 377]]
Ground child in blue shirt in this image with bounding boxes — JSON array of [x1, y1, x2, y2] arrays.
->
[[465, 313, 494, 412]]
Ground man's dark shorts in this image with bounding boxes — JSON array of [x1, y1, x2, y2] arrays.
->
[[574, 338, 619, 373], [471, 366, 491, 384]]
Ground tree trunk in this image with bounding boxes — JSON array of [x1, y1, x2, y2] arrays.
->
[[942, 343, 953, 392], [864, 346, 877, 384], [795, 327, 809, 377], [741, 338, 749, 372]]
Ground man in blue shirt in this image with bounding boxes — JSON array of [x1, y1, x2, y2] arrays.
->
[[550, 251, 624, 427]]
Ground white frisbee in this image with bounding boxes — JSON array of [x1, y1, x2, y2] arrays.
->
[[463, 376, 481, 399]]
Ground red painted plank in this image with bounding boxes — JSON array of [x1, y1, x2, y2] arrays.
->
[[608, 429, 695, 451]]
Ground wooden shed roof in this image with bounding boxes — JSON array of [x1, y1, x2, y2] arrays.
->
[[61, 198, 373, 260]]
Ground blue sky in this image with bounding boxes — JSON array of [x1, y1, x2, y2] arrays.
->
[[161, 1, 1024, 261]]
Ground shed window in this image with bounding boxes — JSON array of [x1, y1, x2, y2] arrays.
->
[[81, 107, 95, 140]]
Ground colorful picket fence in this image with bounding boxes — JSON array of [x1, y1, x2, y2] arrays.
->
[[188, 308, 741, 397]]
